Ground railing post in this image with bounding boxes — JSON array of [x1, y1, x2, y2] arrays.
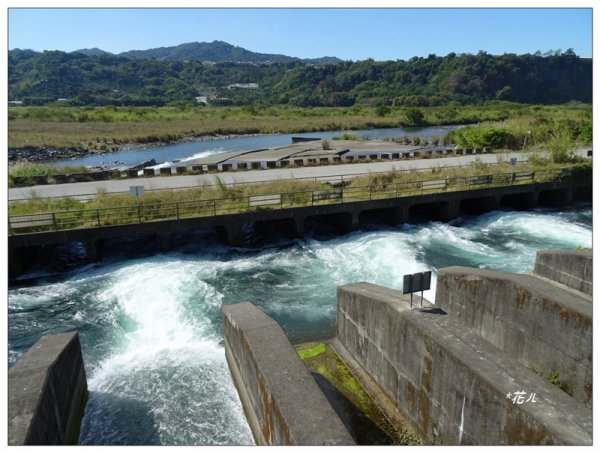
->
[[52, 213, 58, 231], [137, 203, 142, 223], [96, 210, 101, 228], [213, 199, 217, 216], [176, 203, 180, 220]]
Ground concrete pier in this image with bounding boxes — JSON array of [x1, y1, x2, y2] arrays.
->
[[336, 281, 592, 445], [436, 265, 592, 408], [221, 302, 354, 445], [8, 332, 88, 445]]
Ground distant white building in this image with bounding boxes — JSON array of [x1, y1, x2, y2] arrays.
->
[[195, 96, 208, 104], [8, 100, 23, 105], [227, 83, 259, 89]]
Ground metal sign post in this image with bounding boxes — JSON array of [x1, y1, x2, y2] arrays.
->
[[403, 270, 432, 309], [130, 186, 144, 222]]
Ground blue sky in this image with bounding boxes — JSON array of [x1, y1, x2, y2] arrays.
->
[[6, 7, 594, 61]]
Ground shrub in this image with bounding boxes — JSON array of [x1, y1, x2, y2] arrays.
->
[[404, 108, 426, 126]]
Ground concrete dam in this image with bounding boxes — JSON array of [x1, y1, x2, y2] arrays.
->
[[7, 169, 591, 279], [222, 249, 592, 445], [8, 249, 592, 445]]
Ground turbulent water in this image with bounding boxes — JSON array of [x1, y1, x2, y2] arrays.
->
[[7, 205, 592, 445]]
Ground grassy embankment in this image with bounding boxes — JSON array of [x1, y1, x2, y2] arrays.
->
[[9, 158, 591, 229], [8, 101, 591, 151]]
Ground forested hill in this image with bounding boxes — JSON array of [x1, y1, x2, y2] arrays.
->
[[117, 41, 341, 64], [8, 48, 591, 107]]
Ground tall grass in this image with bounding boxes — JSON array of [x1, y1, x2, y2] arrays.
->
[[10, 102, 589, 150], [8, 162, 90, 187], [9, 159, 590, 224]]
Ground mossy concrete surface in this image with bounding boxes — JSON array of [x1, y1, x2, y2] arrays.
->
[[296, 341, 422, 445]]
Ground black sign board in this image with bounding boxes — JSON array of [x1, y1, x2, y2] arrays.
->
[[402, 271, 432, 308], [403, 271, 432, 293]]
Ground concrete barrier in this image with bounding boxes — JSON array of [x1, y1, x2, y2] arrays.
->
[[435, 266, 592, 408], [222, 302, 354, 445], [50, 174, 68, 184], [533, 249, 592, 295], [8, 331, 88, 445], [336, 282, 592, 445]]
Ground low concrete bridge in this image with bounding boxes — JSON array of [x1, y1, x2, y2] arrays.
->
[[8, 174, 591, 278]]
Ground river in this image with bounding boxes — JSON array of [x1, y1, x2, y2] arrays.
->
[[7, 202, 592, 445], [48, 125, 461, 170]]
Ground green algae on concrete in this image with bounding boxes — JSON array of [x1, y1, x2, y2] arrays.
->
[[296, 341, 421, 445]]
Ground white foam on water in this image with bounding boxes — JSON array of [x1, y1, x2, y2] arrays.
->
[[309, 229, 438, 301], [9, 206, 592, 445], [8, 283, 79, 310], [180, 147, 226, 162], [483, 210, 592, 248], [84, 258, 253, 445]]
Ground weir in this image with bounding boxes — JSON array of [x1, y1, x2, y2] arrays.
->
[[223, 249, 593, 445], [8, 177, 590, 278]]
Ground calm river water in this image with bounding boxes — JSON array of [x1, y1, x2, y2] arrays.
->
[[49, 125, 460, 169]]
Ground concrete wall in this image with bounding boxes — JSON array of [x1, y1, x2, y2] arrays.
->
[[534, 249, 592, 295], [9, 180, 591, 277], [435, 266, 592, 407], [221, 302, 354, 446], [336, 282, 592, 445], [8, 332, 88, 445]]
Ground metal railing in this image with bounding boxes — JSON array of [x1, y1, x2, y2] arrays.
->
[[8, 160, 527, 203], [8, 168, 577, 235]]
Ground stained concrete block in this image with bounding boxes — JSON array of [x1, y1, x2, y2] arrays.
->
[[533, 249, 592, 295], [336, 282, 592, 445], [8, 332, 88, 445], [222, 302, 354, 446], [435, 267, 592, 408]]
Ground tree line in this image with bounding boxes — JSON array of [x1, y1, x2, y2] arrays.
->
[[8, 48, 591, 107]]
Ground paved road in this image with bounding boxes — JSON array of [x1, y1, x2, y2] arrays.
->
[[8, 150, 590, 201]]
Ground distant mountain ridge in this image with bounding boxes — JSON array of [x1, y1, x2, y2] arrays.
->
[[74, 40, 341, 64]]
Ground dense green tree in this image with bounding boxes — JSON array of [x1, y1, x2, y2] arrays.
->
[[8, 49, 592, 107]]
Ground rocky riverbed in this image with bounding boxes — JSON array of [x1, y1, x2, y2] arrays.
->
[[8, 133, 266, 165]]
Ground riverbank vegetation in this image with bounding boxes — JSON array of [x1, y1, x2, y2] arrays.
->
[[8, 101, 591, 152], [8, 162, 90, 187]]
